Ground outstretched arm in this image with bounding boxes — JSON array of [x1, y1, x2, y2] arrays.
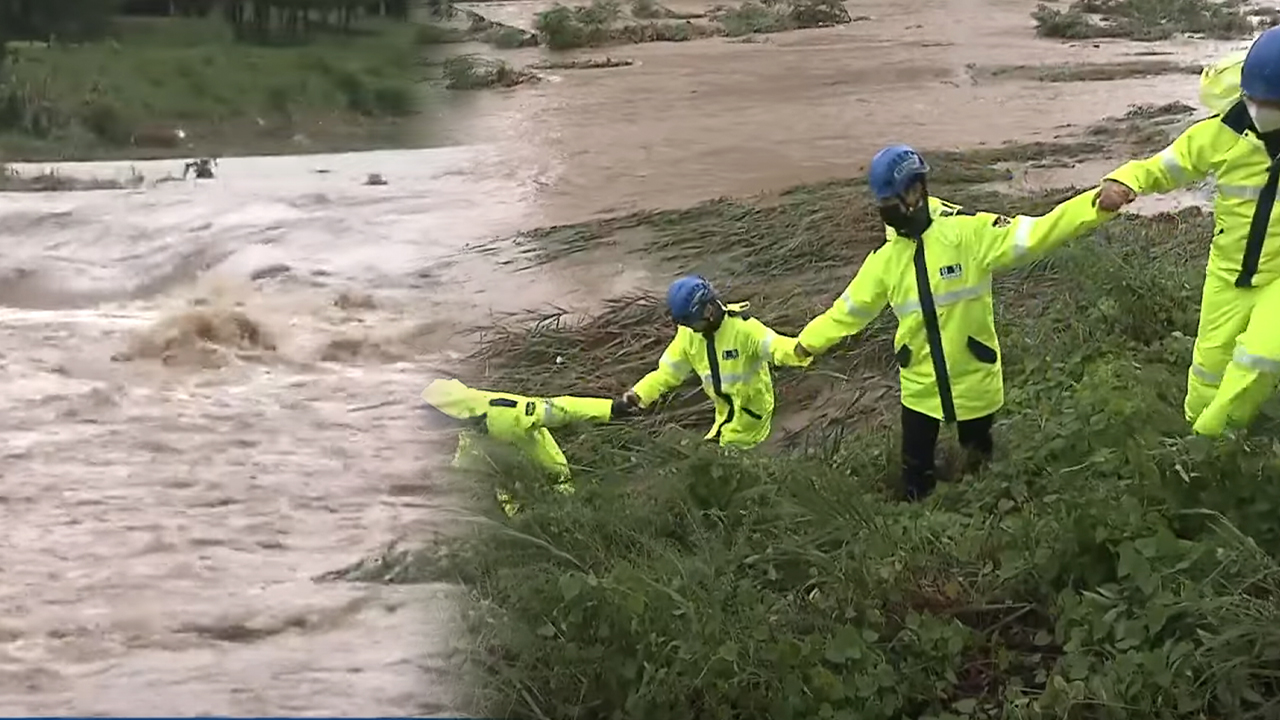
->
[[738, 316, 814, 368], [539, 396, 616, 427], [1102, 118, 1220, 200], [971, 187, 1116, 273], [796, 252, 888, 357], [628, 334, 693, 408]]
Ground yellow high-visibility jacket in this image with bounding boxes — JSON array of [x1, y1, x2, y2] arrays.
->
[[631, 301, 812, 448], [421, 378, 614, 480], [798, 190, 1112, 422], [1199, 50, 1246, 116], [1105, 90, 1280, 289]]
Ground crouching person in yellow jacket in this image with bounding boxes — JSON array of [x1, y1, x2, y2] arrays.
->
[[1097, 28, 1280, 436], [616, 275, 813, 448], [795, 144, 1115, 500], [421, 378, 628, 516]]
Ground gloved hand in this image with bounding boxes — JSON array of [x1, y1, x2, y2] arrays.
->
[[1095, 179, 1136, 212], [611, 392, 640, 419]]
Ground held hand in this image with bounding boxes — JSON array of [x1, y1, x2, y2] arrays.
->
[[1095, 180, 1136, 212], [611, 391, 640, 419]]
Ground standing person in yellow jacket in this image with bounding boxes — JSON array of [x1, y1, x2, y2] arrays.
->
[[794, 144, 1115, 500], [616, 275, 813, 448], [421, 378, 630, 516], [1097, 28, 1280, 437]]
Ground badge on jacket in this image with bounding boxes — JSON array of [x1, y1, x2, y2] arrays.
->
[[940, 263, 963, 280], [723, 349, 739, 360]]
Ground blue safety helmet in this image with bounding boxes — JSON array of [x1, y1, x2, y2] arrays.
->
[[666, 275, 716, 325], [868, 144, 930, 201], [1243, 27, 1280, 102]]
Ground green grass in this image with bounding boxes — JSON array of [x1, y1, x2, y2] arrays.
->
[[0, 16, 420, 161], [312, 100, 1280, 716]]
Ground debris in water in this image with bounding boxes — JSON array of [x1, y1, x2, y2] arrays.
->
[[333, 290, 377, 310], [249, 263, 292, 281], [0, 164, 143, 192], [529, 56, 635, 70], [112, 307, 276, 368], [318, 335, 408, 363], [365, 173, 387, 186]]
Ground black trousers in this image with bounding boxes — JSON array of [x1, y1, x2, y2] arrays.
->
[[900, 405, 994, 501]]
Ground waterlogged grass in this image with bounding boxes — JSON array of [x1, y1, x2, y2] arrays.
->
[[455, 210, 1280, 717], [442, 54, 538, 90], [972, 60, 1203, 84], [334, 111, 1280, 717], [1032, 0, 1257, 41], [0, 16, 419, 160], [534, 0, 850, 49]]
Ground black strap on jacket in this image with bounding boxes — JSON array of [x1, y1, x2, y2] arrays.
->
[[1220, 101, 1280, 288]]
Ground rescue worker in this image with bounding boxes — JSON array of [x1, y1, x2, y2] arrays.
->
[[421, 378, 631, 516], [1096, 28, 1280, 437], [616, 275, 812, 448], [794, 145, 1115, 500]]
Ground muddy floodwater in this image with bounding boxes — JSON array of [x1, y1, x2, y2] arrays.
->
[[0, 0, 1243, 713]]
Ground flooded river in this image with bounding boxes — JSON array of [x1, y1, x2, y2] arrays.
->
[[0, 0, 1245, 714]]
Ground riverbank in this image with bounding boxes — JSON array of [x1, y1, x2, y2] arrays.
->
[[338, 113, 1280, 717], [0, 16, 420, 162]]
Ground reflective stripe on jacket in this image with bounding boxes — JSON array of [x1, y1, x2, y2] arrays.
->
[[1105, 101, 1280, 288], [422, 378, 614, 479], [797, 190, 1111, 422], [631, 302, 812, 448]]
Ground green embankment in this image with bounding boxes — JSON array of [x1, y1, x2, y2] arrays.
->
[[0, 16, 419, 162], [332, 103, 1280, 718]]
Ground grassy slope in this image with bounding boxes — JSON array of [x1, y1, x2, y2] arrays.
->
[[0, 16, 421, 161], [339, 114, 1280, 720]]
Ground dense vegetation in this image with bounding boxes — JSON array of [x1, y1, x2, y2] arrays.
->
[[0, 0, 418, 160], [326, 107, 1280, 718], [1031, 0, 1266, 41]]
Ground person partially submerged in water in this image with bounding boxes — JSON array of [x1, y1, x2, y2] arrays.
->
[[183, 158, 216, 180]]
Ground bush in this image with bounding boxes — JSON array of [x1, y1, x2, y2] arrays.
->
[[1032, 0, 1254, 41], [442, 55, 536, 90]]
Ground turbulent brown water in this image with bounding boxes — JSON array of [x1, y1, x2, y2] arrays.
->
[[0, 0, 1244, 713]]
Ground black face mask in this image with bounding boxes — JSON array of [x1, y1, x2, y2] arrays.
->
[[879, 201, 932, 239]]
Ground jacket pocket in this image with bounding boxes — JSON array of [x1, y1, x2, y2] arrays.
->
[[895, 344, 913, 368], [966, 336, 998, 365]]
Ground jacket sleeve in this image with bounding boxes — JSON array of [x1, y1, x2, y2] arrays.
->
[[631, 333, 693, 407], [1104, 118, 1220, 194], [971, 188, 1114, 273], [540, 396, 615, 427], [740, 316, 814, 368], [797, 251, 888, 355]]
